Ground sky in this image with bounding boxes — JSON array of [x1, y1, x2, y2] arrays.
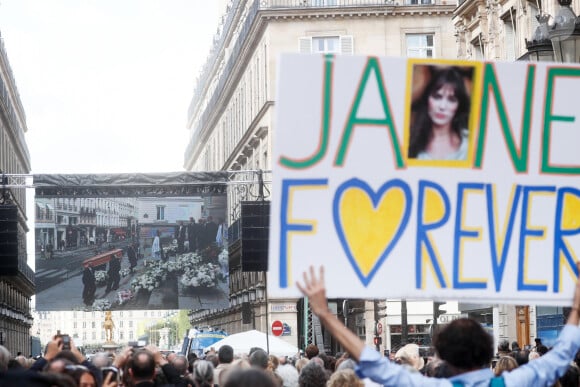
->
[[0, 0, 220, 174]]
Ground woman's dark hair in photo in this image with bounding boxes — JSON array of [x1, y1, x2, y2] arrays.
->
[[408, 66, 471, 158], [433, 318, 494, 371]]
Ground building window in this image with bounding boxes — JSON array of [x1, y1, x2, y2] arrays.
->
[[406, 0, 434, 4], [156, 206, 165, 220], [310, 0, 337, 5], [471, 34, 485, 60], [406, 34, 434, 58], [300, 36, 354, 55], [502, 9, 517, 60], [129, 331, 134, 339], [313, 36, 340, 53]]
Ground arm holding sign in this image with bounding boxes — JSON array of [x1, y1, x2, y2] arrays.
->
[[297, 264, 580, 387], [297, 266, 448, 386], [296, 266, 365, 361]]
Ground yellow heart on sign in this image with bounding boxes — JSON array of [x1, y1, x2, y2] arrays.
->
[[334, 179, 412, 286]]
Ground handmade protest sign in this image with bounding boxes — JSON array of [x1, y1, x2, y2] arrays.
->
[[268, 54, 580, 305]]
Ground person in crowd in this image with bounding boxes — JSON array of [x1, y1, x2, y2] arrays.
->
[[205, 217, 218, 249], [294, 358, 308, 374], [152, 230, 161, 261], [268, 354, 279, 371], [537, 344, 550, 356], [82, 262, 96, 306], [29, 334, 103, 386], [1, 347, 14, 372], [250, 349, 269, 370], [113, 346, 181, 387], [214, 345, 234, 385], [275, 362, 299, 387], [177, 221, 187, 254], [298, 362, 327, 387], [327, 368, 364, 387], [512, 350, 529, 366], [90, 352, 111, 369], [106, 254, 122, 292], [14, 355, 28, 369], [394, 344, 424, 372], [172, 354, 188, 374], [127, 244, 138, 273], [206, 354, 219, 368], [559, 363, 580, 387], [497, 340, 511, 357], [304, 344, 319, 360], [47, 242, 54, 259], [62, 364, 101, 387], [216, 218, 228, 248], [187, 353, 198, 374], [187, 218, 198, 253], [407, 66, 471, 161], [223, 368, 276, 387], [297, 265, 580, 386], [187, 359, 214, 387], [529, 351, 541, 362], [493, 356, 518, 376], [220, 358, 252, 386], [511, 341, 520, 352]]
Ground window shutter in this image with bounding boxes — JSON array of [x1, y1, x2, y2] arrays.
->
[[504, 22, 515, 60], [340, 35, 354, 55], [299, 37, 312, 53]]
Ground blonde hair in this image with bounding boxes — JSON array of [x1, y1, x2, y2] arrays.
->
[[494, 356, 518, 376], [326, 369, 364, 387], [395, 344, 425, 370]]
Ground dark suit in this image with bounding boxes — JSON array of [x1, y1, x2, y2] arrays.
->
[[177, 225, 186, 254], [128, 245, 137, 271], [205, 221, 219, 248], [82, 267, 96, 306], [187, 222, 198, 252], [106, 257, 121, 291]]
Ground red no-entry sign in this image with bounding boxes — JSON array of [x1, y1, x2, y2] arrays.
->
[[272, 320, 284, 336]]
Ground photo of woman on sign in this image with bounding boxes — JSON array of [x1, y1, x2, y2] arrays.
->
[[407, 65, 473, 160]]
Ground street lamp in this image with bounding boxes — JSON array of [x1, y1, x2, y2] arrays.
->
[[549, 0, 580, 62], [524, 0, 580, 62], [523, 13, 555, 61]]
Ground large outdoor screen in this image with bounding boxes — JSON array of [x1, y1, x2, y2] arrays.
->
[[34, 172, 230, 312]]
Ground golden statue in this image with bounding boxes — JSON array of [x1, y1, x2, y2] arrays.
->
[[103, 311, 115, 342]]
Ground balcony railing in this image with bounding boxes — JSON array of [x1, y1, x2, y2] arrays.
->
[[262, 0, 439, 8]]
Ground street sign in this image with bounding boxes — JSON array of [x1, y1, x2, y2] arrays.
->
[[376, 322, 383, 335], [272, 320, 284, 336]]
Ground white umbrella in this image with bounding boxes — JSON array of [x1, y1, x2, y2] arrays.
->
[[204, 329, 300, 357]]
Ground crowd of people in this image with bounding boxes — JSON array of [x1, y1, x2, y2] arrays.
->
[[175, 216, 228, 256], [0, 336, 372, 387], [3, 316, 580, 387]]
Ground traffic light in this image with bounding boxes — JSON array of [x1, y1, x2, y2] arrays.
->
[[373, 336, 382, 346], [374, 299, 387, 322]]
